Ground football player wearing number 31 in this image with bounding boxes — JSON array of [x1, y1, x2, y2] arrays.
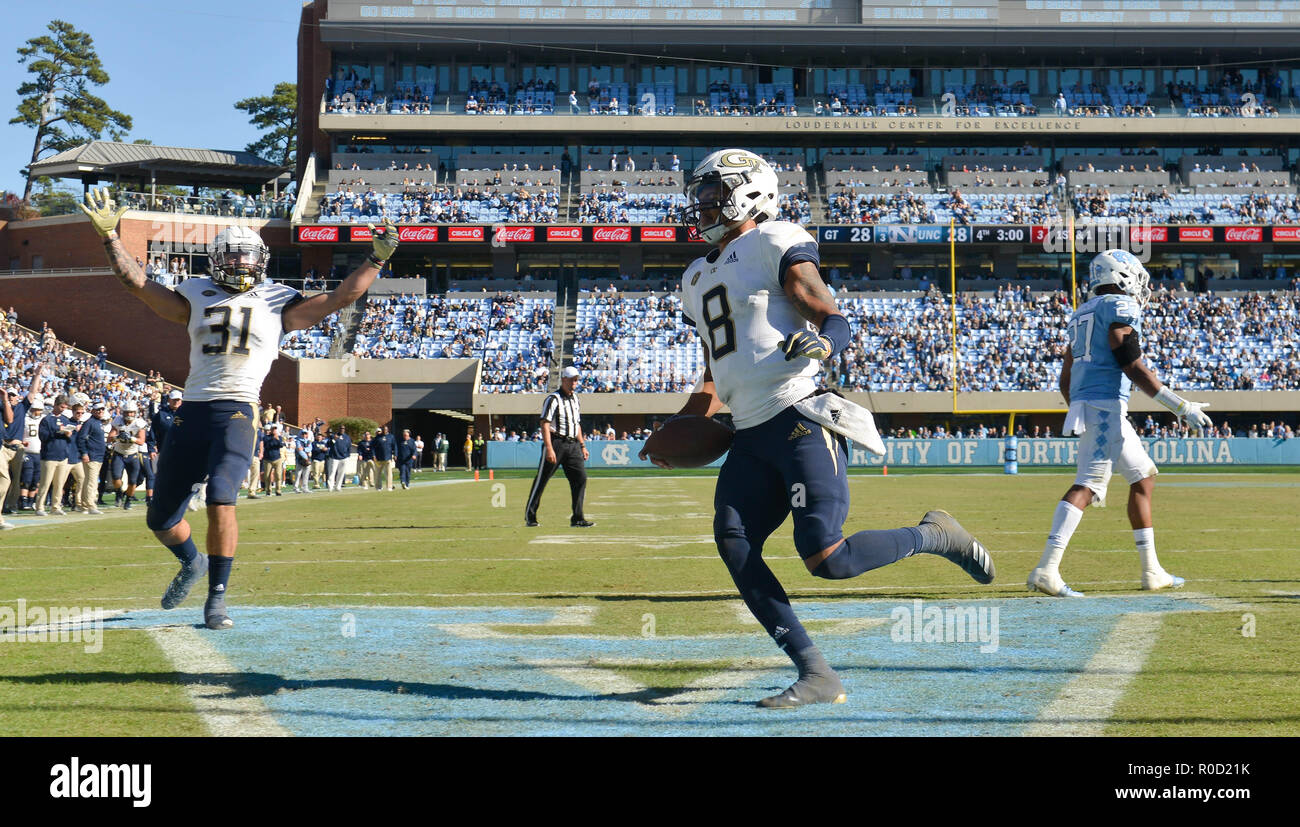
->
[[80, 188, 399, 630], [642, 150, 996, 708]]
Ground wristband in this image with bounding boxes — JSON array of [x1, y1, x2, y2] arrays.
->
[[1153, 386, 1188, 416], [818, 313, 852, 358], [367, 253, 387, 267]]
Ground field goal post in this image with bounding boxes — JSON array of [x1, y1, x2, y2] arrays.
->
[[947, 217, 1078, 432]]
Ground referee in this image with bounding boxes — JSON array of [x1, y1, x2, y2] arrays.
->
[[525, 366, 593, 527]]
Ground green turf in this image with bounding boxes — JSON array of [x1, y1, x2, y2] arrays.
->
[[1, 469, 1296, 735], [0, 631, 208, 737]]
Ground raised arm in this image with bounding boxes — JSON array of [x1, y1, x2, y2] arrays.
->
[[79, 188, 190, 326], [27, 363, 44, 401], [282, 221, 399, 332]]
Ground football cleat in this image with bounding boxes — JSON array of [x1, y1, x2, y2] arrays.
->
[[570, 519, 595, 527], [918, 510, 995, 585], [1141, 571, 1185, 591], [204, 596, 234, 630], [1027, 567, 1085, 598], [757, 672, 847, 709], [161, 553, 209, 610]]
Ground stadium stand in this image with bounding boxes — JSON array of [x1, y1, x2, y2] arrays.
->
[[349, 294, 554, 393], [1, 315, 176, 410], [573, 293, 701, 393]]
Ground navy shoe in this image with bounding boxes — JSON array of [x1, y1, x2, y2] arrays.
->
[[162, 554, 209, 610]]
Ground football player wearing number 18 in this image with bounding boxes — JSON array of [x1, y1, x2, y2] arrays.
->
[[641, 150, 996, 708], [80, 188, 399, 630], [1028, 250, 1209, 598]]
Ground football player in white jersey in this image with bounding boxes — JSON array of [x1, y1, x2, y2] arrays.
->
[[641, 149, 995, 708], [1028, 249, 1211, 597], [81, 188, 398, 630], [109, 399, 149, 510]]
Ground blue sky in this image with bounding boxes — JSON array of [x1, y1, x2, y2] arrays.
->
[[0, 1, 302, 195]]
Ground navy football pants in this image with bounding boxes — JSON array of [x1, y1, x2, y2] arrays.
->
[[147, 401, 257, 531]]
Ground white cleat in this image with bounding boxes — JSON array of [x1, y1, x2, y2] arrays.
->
[[1027, 567, 1085, 598], [1142, 571, 1185, 591]]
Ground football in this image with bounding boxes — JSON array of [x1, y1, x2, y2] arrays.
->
[[643, 415, 734, 468]]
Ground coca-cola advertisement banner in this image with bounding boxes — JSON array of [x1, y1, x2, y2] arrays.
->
[[297, 226, 339, 243], [397, 226, 439, 242], [639, 227, 677, 242], [592, 226, 633, 242], [546, 227, 582, 242], [1272, 227, 1300, 242], [1177, 227, 1213, 242], [1224, 226, 1263, 243], [447, 226, 485, 242], [492, 226, 535, 243], [1129, 226, 1168, 243]]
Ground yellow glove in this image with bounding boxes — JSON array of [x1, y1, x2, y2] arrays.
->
[[780, 328, 833, 361], [369, 219, 399, 262], [78, 187, 128, 238]]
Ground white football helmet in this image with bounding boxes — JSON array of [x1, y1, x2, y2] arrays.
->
[[208, 225, 269, 292], [683, 149, 780, 244], [1088, 249, 1151, 308]]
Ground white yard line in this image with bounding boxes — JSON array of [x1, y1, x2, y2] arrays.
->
[[146, 626, 291, 738], [1024, 611, 1164, 737]]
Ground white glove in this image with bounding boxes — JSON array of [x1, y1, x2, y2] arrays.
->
[[1154, 387, 1212, 431]]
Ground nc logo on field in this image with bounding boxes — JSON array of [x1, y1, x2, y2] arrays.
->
[[601, 444, 630, 466]]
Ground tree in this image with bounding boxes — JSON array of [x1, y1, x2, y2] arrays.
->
[[235, 82, 297, 167], [11, 20, 132, 201]]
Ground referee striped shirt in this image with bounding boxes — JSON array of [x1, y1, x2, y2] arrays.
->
[[541, 390, 581, 439]]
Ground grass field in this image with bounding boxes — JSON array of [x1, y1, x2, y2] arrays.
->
[[1, 468, 1297, 736]]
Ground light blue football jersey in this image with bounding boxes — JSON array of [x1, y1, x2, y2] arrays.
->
[[1067, 293, 1143, 402]]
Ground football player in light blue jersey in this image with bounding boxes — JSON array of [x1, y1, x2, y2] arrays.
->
[[1029, 249, 1213, 597]]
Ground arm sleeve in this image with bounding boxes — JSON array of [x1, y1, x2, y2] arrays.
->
[[540, 396, 557, 423]]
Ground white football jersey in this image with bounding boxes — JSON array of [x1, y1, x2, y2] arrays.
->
[[111, 416, 148, 456], [22, 413, 43, 454], [176, 278, 301, 404], [680, 221, 821, 429]]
